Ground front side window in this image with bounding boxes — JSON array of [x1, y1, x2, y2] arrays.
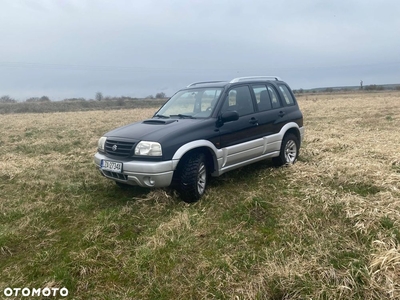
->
[[156, 88, 222, 118], [221, 86, 254, 116]]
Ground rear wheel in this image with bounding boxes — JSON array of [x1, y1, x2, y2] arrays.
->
[[273, 134, 299, 166], [178, 153, 208, 203]]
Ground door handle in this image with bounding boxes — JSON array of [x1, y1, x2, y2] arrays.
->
[[249, 117, 258, 125], [278, 111, 286, 117]]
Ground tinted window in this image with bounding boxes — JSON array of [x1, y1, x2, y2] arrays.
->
[[268, 85, 281, 109], [222, 86, 254, 116], [251, 85, 272, 111], [279, 85, 295, 105]]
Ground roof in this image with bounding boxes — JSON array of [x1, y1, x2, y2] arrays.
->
[[186, 76, 283, 89]]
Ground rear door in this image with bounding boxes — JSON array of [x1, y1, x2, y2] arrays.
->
[[250, 84, 286, 153], [251, 84, 283, 134]]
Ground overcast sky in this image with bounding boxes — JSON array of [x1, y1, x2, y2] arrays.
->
[[1, 0, 399, 100]]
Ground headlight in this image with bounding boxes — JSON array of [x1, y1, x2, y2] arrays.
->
[[98, 137, 107, 152], [135, 141, 162, 156]]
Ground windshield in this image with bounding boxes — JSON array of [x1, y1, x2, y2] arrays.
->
[[155, 88, 223, 118]]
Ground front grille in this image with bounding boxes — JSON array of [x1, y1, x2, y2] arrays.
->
[[102, 170, 128, 181], [105, 139, 136, 157]]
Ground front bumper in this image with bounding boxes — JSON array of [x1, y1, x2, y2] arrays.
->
[[299, 126, 305, 144], [94, 152, 175, 188]]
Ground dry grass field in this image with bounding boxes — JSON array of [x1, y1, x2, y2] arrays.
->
[[1, 91, 399, 299]]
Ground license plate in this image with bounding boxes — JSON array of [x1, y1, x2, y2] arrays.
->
[[101, 160, 123, 173]]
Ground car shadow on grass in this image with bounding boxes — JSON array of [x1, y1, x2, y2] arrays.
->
[[207, 159, 277, 188], [87, 159, 284, 208]]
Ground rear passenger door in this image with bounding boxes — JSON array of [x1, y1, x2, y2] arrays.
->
[[251, 84, 285, 136], [248, 84, 287, 154]]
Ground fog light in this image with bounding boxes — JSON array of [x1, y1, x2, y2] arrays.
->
[[144, 176, 155, 187]]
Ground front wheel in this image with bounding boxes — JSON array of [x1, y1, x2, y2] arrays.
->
[[178, 153, 208, 203], [273, 134, 299, 166]]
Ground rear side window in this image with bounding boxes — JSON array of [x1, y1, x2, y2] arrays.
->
[[279, 85, 295, 106], [268, 85, 281, 109], [251, 85, 271, 111]]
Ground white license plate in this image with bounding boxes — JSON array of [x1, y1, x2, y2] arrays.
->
[[101, 160, 123, 173]]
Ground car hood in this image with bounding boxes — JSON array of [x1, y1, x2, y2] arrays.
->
[[104, 118, 210, 142]]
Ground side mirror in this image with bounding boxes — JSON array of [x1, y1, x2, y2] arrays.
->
[[220, 111, 239, 124]]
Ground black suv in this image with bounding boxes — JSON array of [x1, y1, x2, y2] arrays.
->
[[95, 76, 304, 202]]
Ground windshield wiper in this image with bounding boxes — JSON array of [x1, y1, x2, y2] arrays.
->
[[154, 114, 170, 119], [170, 114, 196, 119]]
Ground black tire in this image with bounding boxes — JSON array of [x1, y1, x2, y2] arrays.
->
[[178, 153, 208, 203], [273, 134, 299, 167]]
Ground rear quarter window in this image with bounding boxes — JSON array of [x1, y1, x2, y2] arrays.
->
[[268, 85, 281, 109], [278, 85, 295, 106]]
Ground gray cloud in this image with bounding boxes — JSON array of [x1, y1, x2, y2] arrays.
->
[[1, 0, 399, 100]]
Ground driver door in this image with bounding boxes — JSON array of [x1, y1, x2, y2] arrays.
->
[[217, 85, 263, 168]]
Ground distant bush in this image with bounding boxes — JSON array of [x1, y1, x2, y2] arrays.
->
[[155, 92, 167, 98], [95, 92, 103, 101], [26, 97, 39, 103], [0, 95, 16, 103], [63, 97, 87, 102], [293, 89, 304, 94], [365, 84, 384, 91], [40, 96, 51, 102], [26, 96, 51, 103]]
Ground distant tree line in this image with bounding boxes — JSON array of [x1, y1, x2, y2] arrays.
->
[[293, 84, 400, 94], [0, 95, 16, 103], [0, 91, 168, 104], [0, 95, 54, 103], [94, 91, 167, 101], [26, 96, 51, 102], [363, 84, 385, 91], [0, 91, 169, 114], [144, 92, 167, 99]]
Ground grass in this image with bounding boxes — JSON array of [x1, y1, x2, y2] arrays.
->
[[1, 91, 400, 299]]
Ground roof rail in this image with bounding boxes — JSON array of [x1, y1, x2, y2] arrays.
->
[[187, 80, 225, 87], [230, 76, 281, 83]]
